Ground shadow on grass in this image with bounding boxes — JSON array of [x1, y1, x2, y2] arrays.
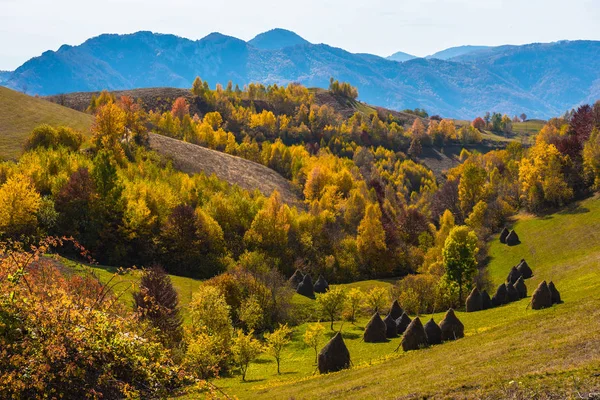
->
[[241, 378, 266, 384], [252, 358, 273, 365], [558, 205, 590, 215]]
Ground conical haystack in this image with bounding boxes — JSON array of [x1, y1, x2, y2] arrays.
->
[[531, 281, 552, 310], [401, 317, 428, 351], [296, 274, 314, 298], [314, 275, 329, 294], [388, 299, 404, 320], [506, 230, 520, 246], [548, 281, 562, 304], [514, 276, 527, 299], [491, 283, 508, 307], [499, 227, 509, 244], [481, 290, 492, 310], [383, 314, 398, 338], [516, 259, 533, 279], [288, 269, 304, 289], [465, 287, 483, 312], [507, 266, 522, 285], [363, 312, 387, 343], [506, 282, 520, 302], [424, 318, 442, 345], [439, 308, 464, 341], [396, 312, 412, 335], [318, 332, 350, 374]]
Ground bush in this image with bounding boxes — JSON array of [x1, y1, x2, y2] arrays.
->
[[24, 124, 85, 152]]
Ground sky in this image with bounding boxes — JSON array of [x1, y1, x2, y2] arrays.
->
[[1, 0, 599, 70]]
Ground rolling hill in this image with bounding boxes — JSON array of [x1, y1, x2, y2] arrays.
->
[[3, 30, 600, 119], [386, 51, 416, 63], [426, 45, 491, 60], [214, 195, 600, 399], [0, 86, 93, 159], [148, 133, 303, 207]]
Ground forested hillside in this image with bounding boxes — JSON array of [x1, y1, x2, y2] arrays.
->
[[1, 77, 599, 398]]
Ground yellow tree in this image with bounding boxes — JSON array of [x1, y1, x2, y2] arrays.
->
[[0, 174, 41, 238], [356, 203, 388, 277], [92, 103, 126, 162]]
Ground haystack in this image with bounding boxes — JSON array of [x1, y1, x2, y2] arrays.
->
[[383, 314, 398, 338], [288, 269, 304, 289], [465, 287, 483, 312], [481, 290, 492, 310], [516, 259, 533, 279], [506, 230, 520, 246], [314, 275, 329, 294], [318, 332, 350, 374], [548, 281, 562, 304], [531, 281, 552, 310], [491, 283, 508, 307], [439, 308, 464, 341], [499, 227, 509, 244], [389, 299, 404, 320], [507, 266, 522, 285], [363, 312, 387, 343], [401, 317, 428, 351], [506, 282, 520, 302], [296, 274, 314, 298], [514, 276, 527, 299], [396, 312, 412, 335], [424, 318, 442, 345]]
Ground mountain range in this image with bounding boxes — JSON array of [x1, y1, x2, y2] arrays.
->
[[2, 29, 600, 119]]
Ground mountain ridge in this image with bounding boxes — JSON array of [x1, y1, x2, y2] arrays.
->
[[3, 31, 600, 119]]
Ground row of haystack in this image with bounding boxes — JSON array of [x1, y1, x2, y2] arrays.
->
[[466, 259, 533, 312], [289, 270, 329, 297], [364, 300, 465, 350], [499, 227, 520, 246], [317, 304, 466, 374]]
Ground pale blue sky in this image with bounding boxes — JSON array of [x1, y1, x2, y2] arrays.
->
[[1, 0, 599, 70]]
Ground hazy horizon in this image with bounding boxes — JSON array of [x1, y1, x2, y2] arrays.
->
[[1, 0, 599, 70]]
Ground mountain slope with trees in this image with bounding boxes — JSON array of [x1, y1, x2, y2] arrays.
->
[[3, 31, 600, 118]]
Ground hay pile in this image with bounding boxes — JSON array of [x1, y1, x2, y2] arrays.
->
[[548, 281, 562, 304], [424, 318, 442, 345], [507, 266, 522, 285], [318, 332, 350, 374], [492, 283, 508, 306], [388, 300, 404, 320], [363, 312, 387, 343], [383, 314, 398, 338], [296, 274, 314, 298], [439, 308, 464, 341], [531, 281, 552, 310], [499, 227, 509, 243], [506, 282, 520, 302], [514, 276, 527, 299], [396, 312, 412, 335], [465, 287, 483, 312], [481, 290, 492, 310], [516, 259, 533, 279], [401, 317, 428, 351], [314, 275, 329, 294], [506, 230, 520, 246], [289, 269, 304, 289]]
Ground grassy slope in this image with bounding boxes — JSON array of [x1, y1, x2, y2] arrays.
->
[[0, 86, 93, 159], [216, 196, 600, 399]]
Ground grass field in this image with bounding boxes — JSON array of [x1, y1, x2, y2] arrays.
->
[[201, 195, 600, 399], [0, 86, 93, 159]]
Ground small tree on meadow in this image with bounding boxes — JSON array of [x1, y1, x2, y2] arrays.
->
[[231, 329, 263, 381], [316, 288, 347, 330], [344, 288, 364, 323], [303, 323, 326, 363], [265, 324, 293, 374], [442, 226, 479, 305], [364, 286, 388, 314]]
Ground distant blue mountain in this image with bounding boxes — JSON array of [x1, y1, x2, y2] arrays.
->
[[386, 51, 417, 63], [0, 71, 11, 84], [426, 45, 491, 60], [4, 31, 600, 119], [248, 28, 310, 50]]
